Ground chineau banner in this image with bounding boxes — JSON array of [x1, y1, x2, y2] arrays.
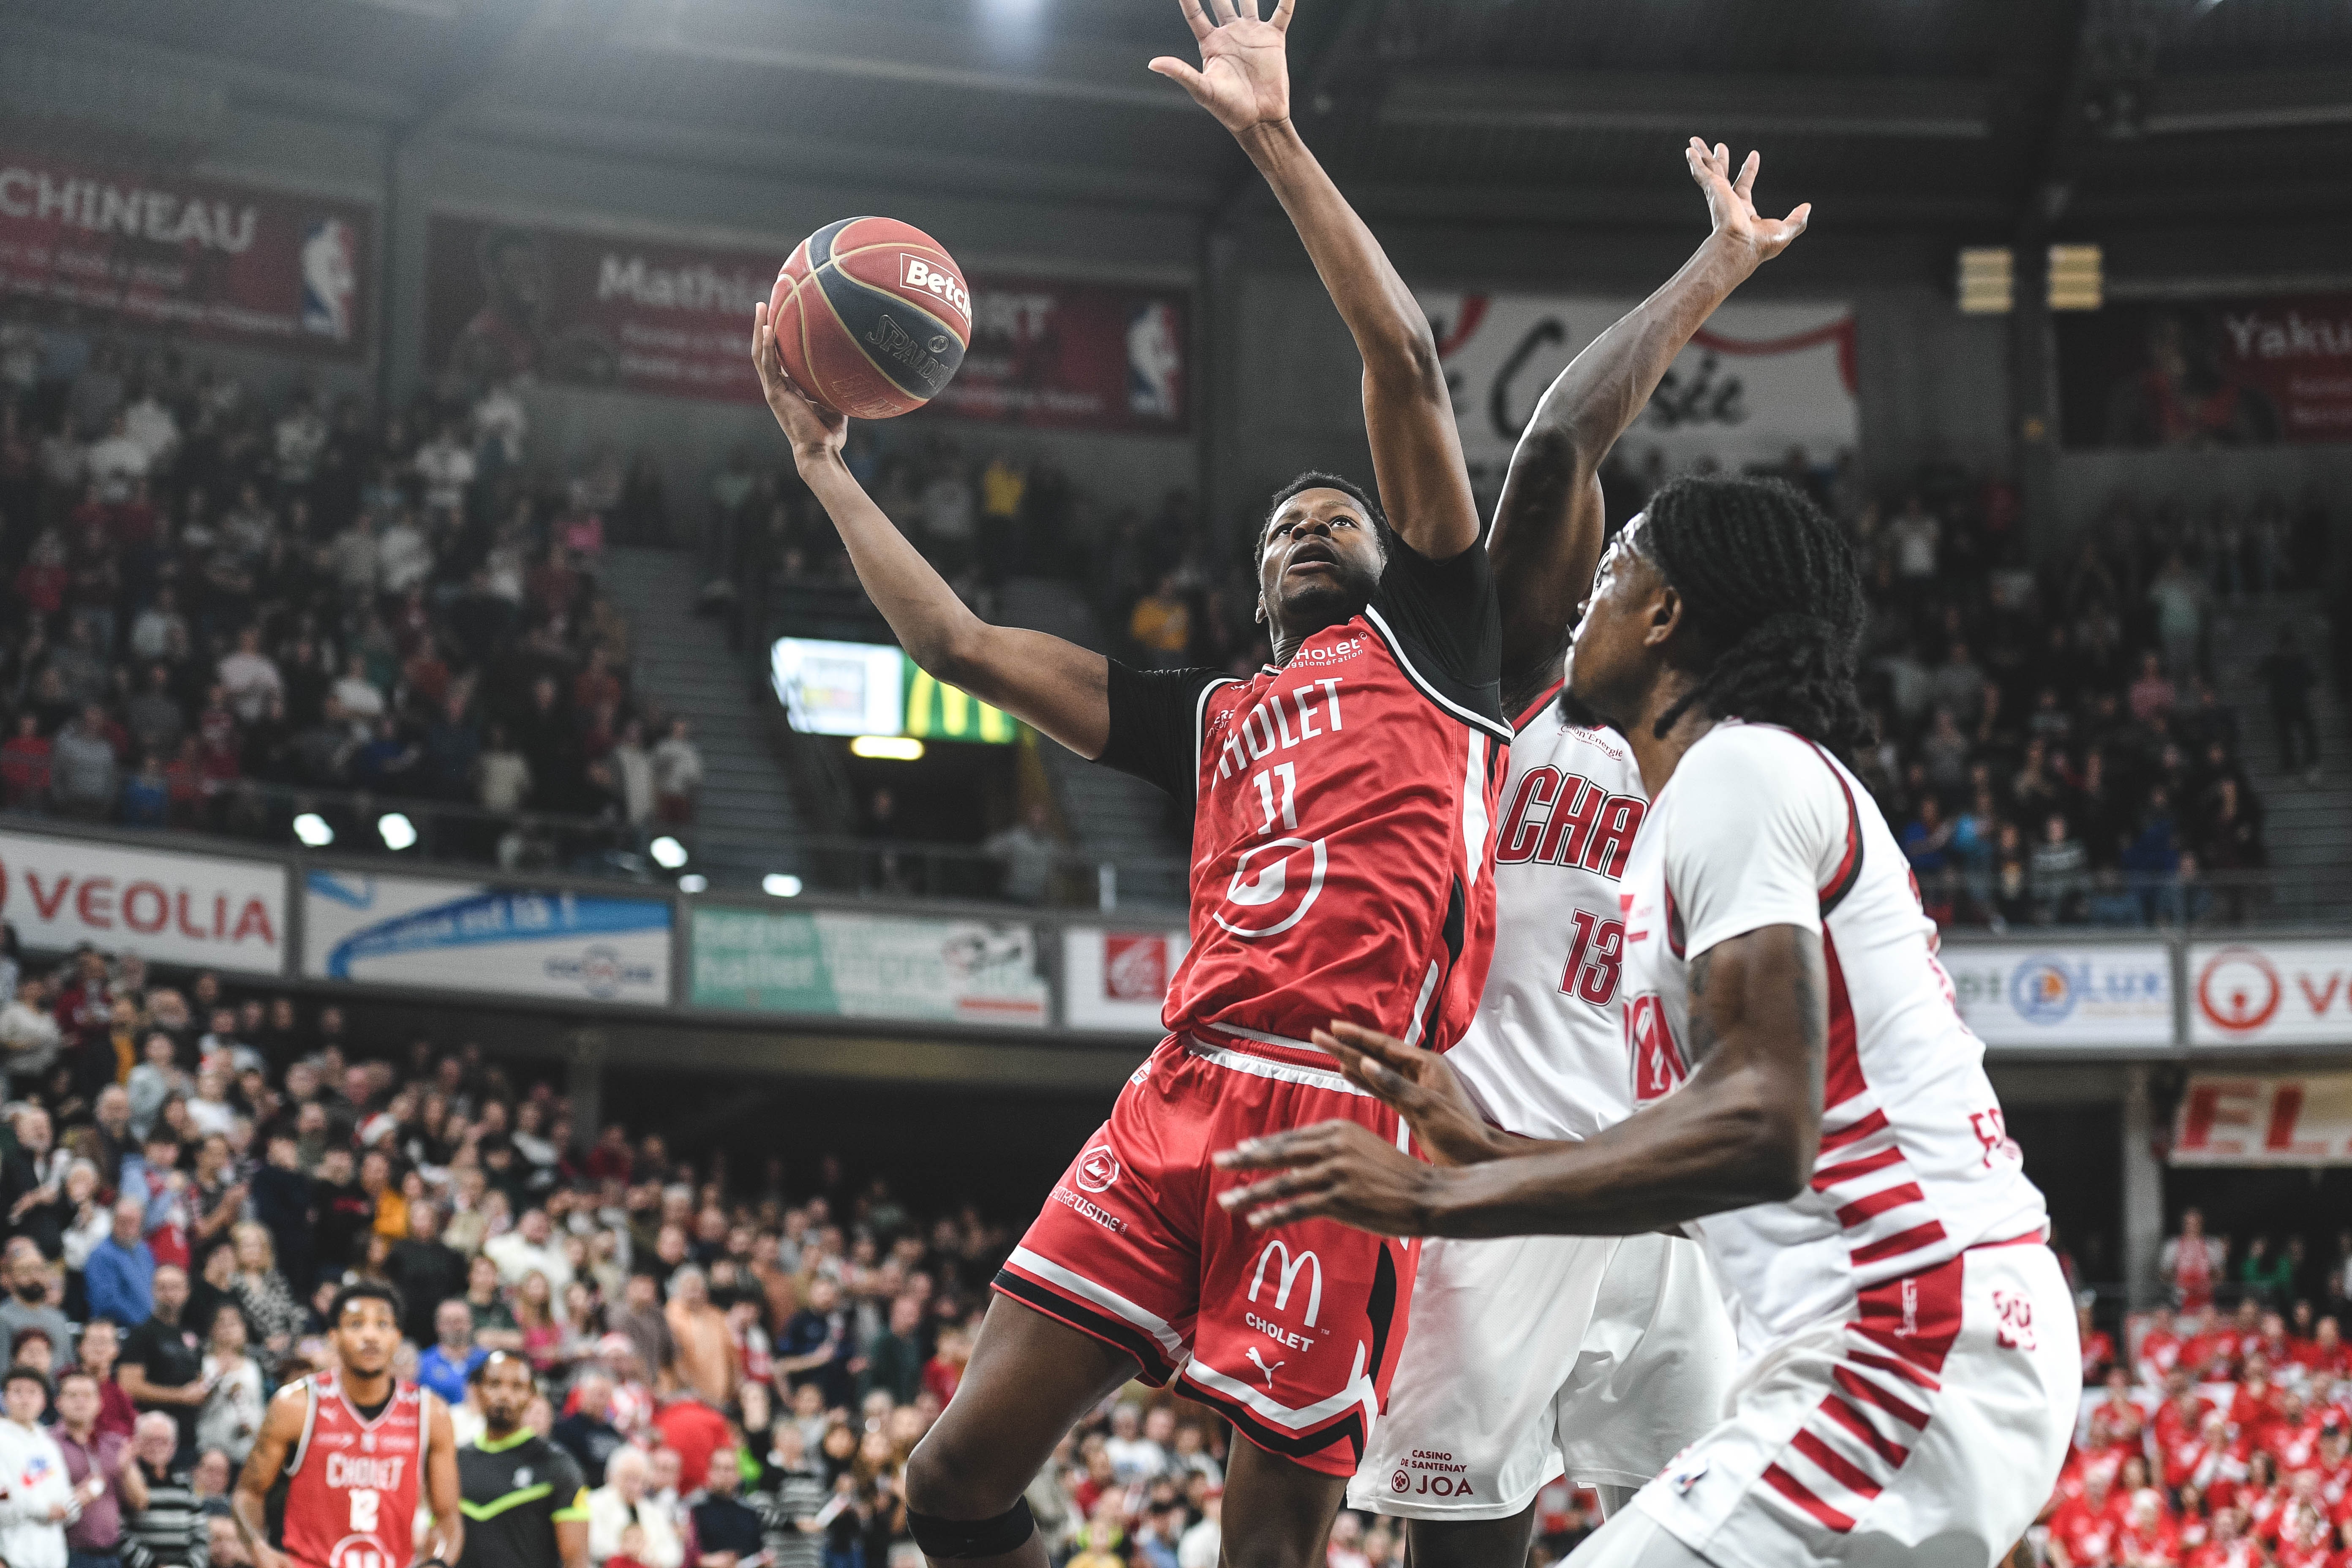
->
[[0, 146, 370, 357], [423, 212, 1188, 428], [2056, 295, 2352, 448]]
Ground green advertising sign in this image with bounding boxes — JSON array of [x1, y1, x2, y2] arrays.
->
[[690, 906, 1048, 1026]]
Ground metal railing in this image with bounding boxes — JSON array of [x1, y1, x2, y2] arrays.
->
[[1911, 865, 2352, 932], [14, 784, 2337, 927], [3, 781, 1189, 909]]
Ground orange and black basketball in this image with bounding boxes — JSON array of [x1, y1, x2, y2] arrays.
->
[[769, 217, 971, 420]]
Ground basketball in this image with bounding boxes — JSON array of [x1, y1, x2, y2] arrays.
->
[[768, 216, 971, 420]]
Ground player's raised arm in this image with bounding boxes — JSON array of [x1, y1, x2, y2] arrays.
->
[[751, 306, 1112, 760], [1153, 0, 1475, 562], [1490, 141, 1810, 705], [1212, 920, 1825, 1237], [232, 1384, 309, 1568]]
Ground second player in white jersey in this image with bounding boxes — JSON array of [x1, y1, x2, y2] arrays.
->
[[1450, 701, 1648, 1141], [1354, 697, 1734, 1523]]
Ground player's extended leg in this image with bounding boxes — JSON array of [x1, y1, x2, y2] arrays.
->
[[1222, 1433, 1353, 1568], [1405, 1505, 1538, 1568], [902, 1294, 1142, 1568], [1404, 1487, 1643, 1568]]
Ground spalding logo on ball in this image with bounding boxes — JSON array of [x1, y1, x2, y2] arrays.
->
[[770, 217, 970, 419]]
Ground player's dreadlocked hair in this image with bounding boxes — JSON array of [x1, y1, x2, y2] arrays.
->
[[1635, 475, 1869, 753]]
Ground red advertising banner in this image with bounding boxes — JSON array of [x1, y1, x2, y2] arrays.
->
[[2172, 1074, 2352, 1167], [2056, 295, 2352, 448], [0, 146, 371, 357], [422, 212, 1187, 429]]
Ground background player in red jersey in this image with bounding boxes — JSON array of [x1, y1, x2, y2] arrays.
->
[[749, 0, 1503, 1563], [232, 1285, 463, 1568]]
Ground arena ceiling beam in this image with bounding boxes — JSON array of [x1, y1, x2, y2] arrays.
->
[[2139, 68, 2352, 133], [612, 0, 1198, 115], [1378, 71, 1997, 140], [448, 101, 1225, 209]]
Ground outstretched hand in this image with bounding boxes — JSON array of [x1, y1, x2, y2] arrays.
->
[[1149, 0, 1295, 138], [751, 300, 847, 468], [1311, 1021, 1509, 1168], [1687, 139, 1810, 264], [1214, 1118, 1440, 1235]]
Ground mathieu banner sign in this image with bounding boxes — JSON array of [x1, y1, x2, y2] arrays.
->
[[423, 212, 1188, 429], [2173, 1074, 2352, 1167], [1417, 290, 1859, 479], [0, 146, 370, 357], [2187, 940, 2352, 1048], [0, 829, 286, 974]]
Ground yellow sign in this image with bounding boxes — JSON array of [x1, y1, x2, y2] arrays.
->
[[903, 666, 1020, 743]]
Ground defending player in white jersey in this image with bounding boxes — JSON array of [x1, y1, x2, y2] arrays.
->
[[1350, 140, 1810, 1563], [1217, 479, 2078, 1568]]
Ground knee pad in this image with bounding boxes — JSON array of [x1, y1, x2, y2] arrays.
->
[[906, 1500, 1037, 1560]]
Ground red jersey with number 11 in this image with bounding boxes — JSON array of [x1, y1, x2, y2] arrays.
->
[[281, 1371, 427, 1568], [1097, 536, 1510, 1057]]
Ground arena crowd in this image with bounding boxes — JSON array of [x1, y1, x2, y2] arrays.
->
[[2049, 1209, 2352, 1567], [0, 316, 706, 862], [0, 934, 1377, 1568]]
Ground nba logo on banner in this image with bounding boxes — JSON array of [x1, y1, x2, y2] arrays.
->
[[1127, 300, 1182, 420], [301, 218, 358, 342], [1102, 934, 1168, 1002]]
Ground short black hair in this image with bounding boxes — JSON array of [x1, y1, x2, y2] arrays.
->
[[4, 1365, 50, 1400], [1261, 470, 1390, 549], [468, 1349, 535, 1387], [325, 1281, 405, 1328], [1632, 476, 1868, 751]]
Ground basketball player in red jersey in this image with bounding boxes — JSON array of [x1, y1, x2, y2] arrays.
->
[[233, 1285, 463, 1568], [748, 0, 1503, 1562]]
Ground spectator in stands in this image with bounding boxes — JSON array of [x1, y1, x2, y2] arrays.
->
[[1127, 573, 1192, 667], [50, 705, 120, 819], [858, 1294, 924, 1407], [418, 1298, 487, 1404], [121, 1412, 203, 1568], [2258, 627, 2320, 781], [651, 721, 702, 825], [689, 1446, 763, 1568], [2163, 1207, 2228, 1311], [983, 803, 1060, 906], [387, 1202, 466, 1345], [588, 1446, 681, 1568], [663, 1267, 733, 1407], [85, 1197, 155, 1327], [119, 1266, 204, 1461], [2031, 813, 2089, 926], [73, 1320, 135, 1442], [0, 1364, 75, 1568]]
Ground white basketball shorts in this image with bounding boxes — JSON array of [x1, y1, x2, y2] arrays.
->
[[1352, 1230, 1737, 1521], [1616, 1239, 2079, 1568]]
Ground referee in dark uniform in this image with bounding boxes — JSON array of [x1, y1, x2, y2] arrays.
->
[[456, 1353, 590, 1568]]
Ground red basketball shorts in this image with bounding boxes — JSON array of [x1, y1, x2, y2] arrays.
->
[[995, 1032, 1421, 1477]]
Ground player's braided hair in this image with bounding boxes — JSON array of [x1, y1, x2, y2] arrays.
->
[[1634, 475, 1869, 752]]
